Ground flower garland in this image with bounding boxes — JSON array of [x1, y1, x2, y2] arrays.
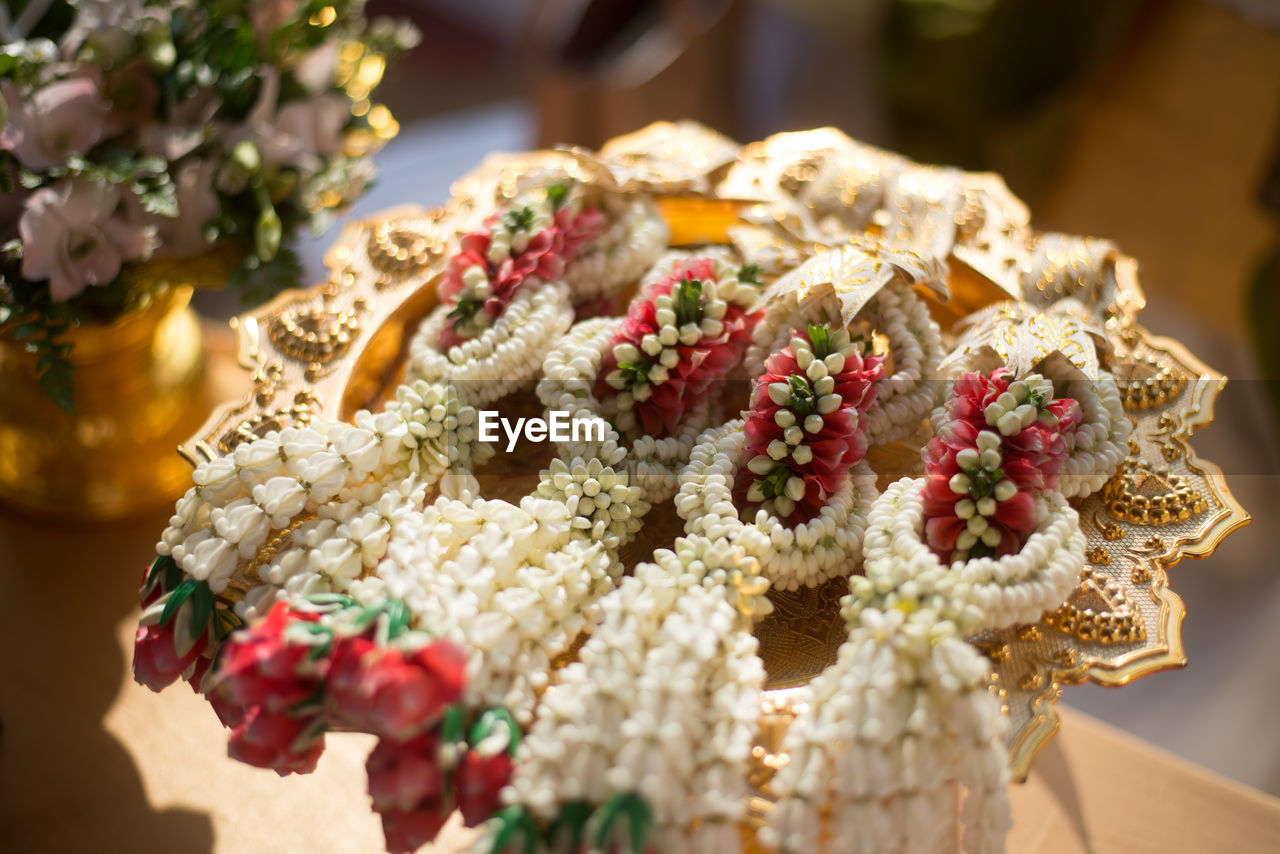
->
[[763, 597, 1010, 854], [865, 477, 1085, 632], [676, 324, 883, 590], [594, 253, 761, 438], [408, 280, 575, 406], [748, 281, 946, 444], [406, 186, 668, 406], [678, 423, 878, 591], [501, 536, 770, 854], [155, 380, 488, 595], [735, 324, 882, 522], [539, 253, 763, 502], [436, 184, 604, 348], [562, 193, 672, 305], [1048, 368, 1131, 499], [921, 369, 1076, 561]]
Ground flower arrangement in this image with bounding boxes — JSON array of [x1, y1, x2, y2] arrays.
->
[[408, 183, 668, 406], [122, 127, 1229, 854], [676, 324, 883, 591], [748, 274, 947, 445], [0, 0, 418, 409], [538, 251, 762, 502]]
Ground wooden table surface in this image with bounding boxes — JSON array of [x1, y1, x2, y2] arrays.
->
[[1, 330, 1276, 853]]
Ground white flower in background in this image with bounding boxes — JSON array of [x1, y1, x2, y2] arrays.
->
[[19, 178, 154, 301], [0, 77, 108, 170]]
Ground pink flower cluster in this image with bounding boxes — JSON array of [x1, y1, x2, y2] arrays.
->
[[594, 258, 761, 437], [437, 194, 605, 348], [922, 368, 1080, 562], [734, 325, 883, 524]]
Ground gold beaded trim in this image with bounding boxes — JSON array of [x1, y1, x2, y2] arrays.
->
[[1045, 565, 1145, 645], [366, 221, 438, 279], [219, 391, 320, 453], [1101, 460, 1208, 526], [1114, 354, 1188, 410], [267, 305, 361, 366]]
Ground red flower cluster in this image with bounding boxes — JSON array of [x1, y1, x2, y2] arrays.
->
[[595, 257, 761, 437], [437, 194, 605, 348], [132, 563, 214, 693], [368, 710, 520, 853], [921, 369, 1079, 561], [193, 600, 468, 781], [734, 325, 883, 524]]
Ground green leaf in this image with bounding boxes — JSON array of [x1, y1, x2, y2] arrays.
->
[[147, 554, 177, 589], [484, 805, 538, 854], [738, 263, 763, 287], [38, 357, 76, 414], [501, 206, 535, 234], [673, 277, 704, 327], [591, 792, 652, 854], [469, 707, 521, 756], [189, 582, 215, 635], [545, 182, 569, 211], [807, 324, 833, 359], [547, 801, 593, 851], [160, 578, 200, 627], [440, 704, 466, 745]]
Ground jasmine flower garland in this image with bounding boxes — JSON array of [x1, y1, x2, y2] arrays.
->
[[504, 536, 770, 854], [538, 252, 763, 502], [748, 281, 947, 444], [156, 379, 489, 593]]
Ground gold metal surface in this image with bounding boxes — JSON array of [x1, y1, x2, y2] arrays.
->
[[180, 124, 1249, 790], [0, 284, 208, 519]]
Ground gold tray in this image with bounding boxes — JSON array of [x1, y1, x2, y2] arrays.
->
[[182, 123, 1249, 788]]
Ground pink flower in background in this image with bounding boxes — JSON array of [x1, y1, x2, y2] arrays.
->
[[139, 88, 221, 161], [227, 69, 347, 175], [19, 178, 154, 300], [0, 78, 108, 170], [250, 0, 300, 46], [127, 159, 221, 258]]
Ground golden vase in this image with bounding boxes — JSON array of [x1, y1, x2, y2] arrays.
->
[[0, 285, 208, 520]]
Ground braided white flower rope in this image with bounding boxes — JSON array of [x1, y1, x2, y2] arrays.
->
[[347, 489, 618, 722], [1049, 367, 1131, 500], [236, 477, 431, 623], [156, 380, 488, 594], [676, 420, 877, 591], [762, 604, 1011, 854], [563, 194, 671, 302], [508, 536, 768, 852], [408, 281, 576, 406], [748, 281, 946, 444], [863, 477, 1085, 632]]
